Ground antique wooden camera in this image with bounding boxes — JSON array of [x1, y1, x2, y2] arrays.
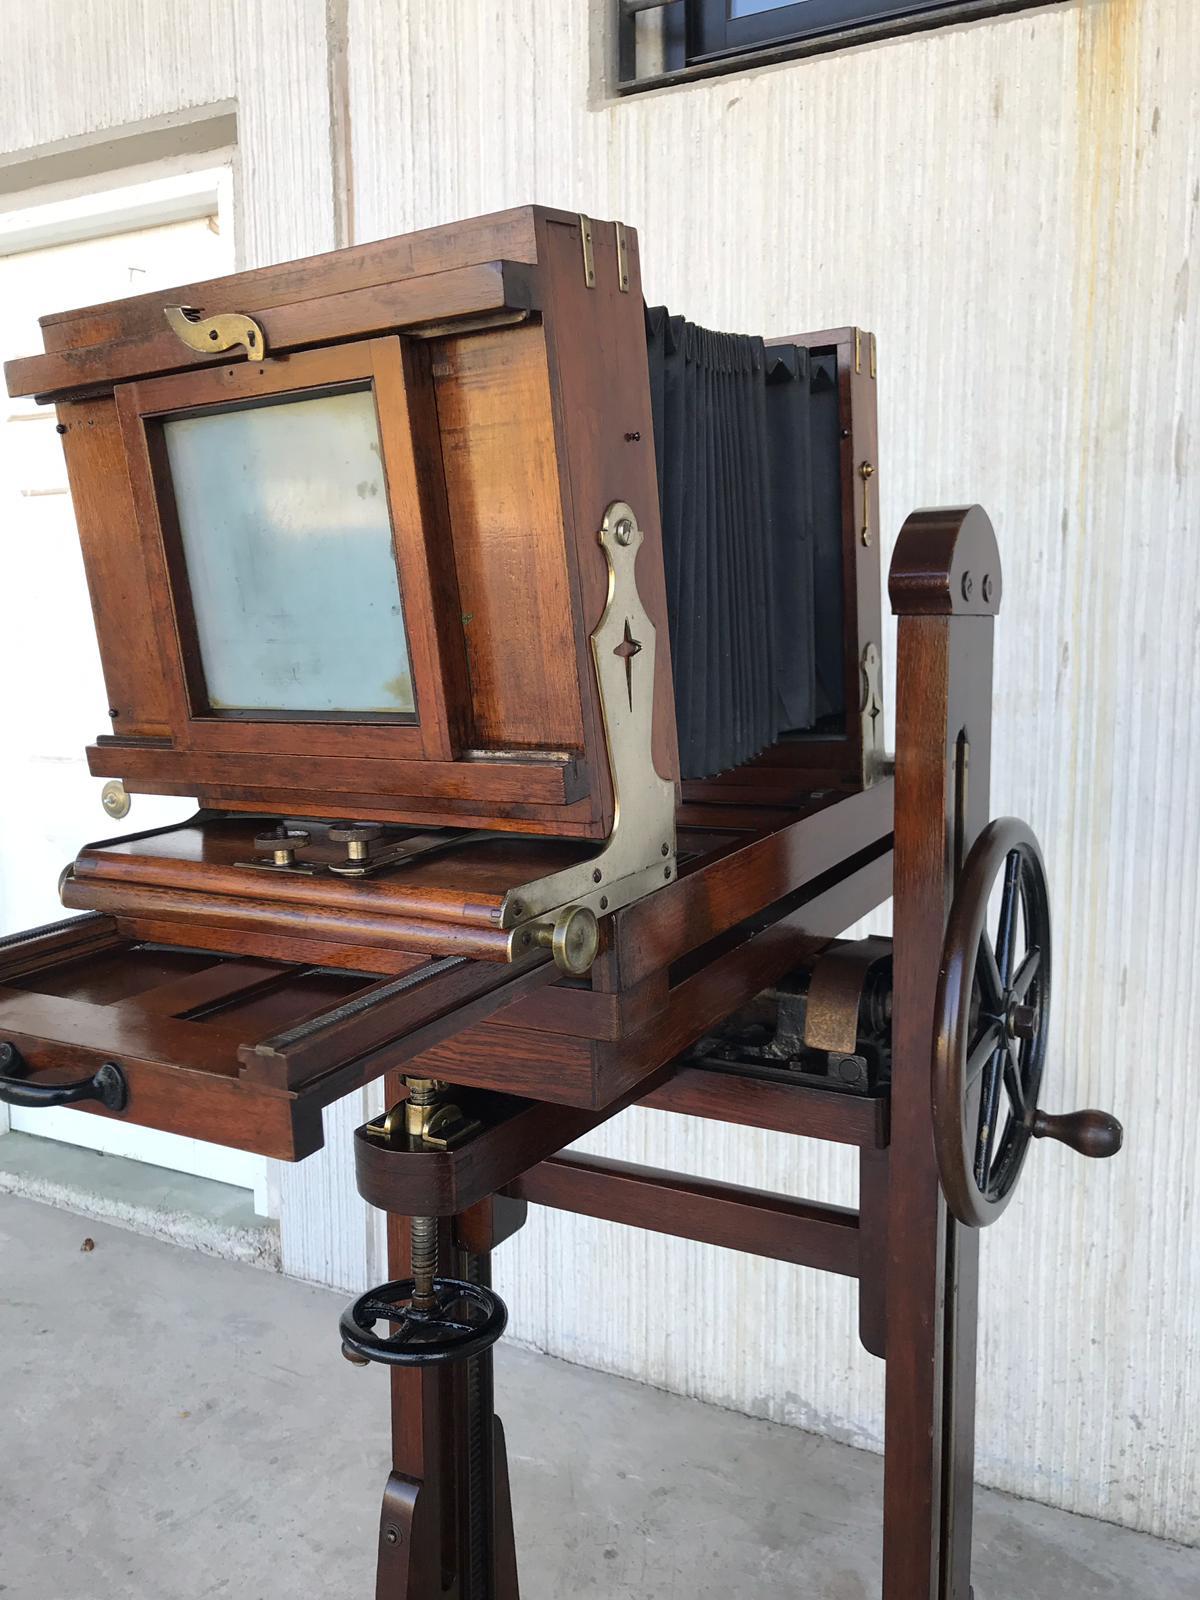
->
[[3, 206, 1121, 1600]]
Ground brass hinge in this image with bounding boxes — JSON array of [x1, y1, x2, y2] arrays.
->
[[614, 221, 630, 292], [578, 214, 597, 289]]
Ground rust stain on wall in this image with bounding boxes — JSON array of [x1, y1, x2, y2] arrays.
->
[[1063, 0, 1143, 891]]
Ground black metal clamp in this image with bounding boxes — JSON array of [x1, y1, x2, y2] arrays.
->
[[0, 1042, 128, 1113]]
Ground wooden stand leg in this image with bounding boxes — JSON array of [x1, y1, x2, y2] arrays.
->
[[882, 508, 1001, 1600], [374, 1181, 524, 1600], [857, 1146, 889, 1359], [490, 1417, 519, 1600]]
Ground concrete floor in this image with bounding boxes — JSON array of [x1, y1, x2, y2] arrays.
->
[[2, 1193, 1196, 1600]]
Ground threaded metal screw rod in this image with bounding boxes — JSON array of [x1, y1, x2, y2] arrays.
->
[[406, 1078, 442, 1311]]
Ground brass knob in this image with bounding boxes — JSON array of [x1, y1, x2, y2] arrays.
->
[[101, 779, 131, 820], [254, 825, 311, 868], [528, 905, 600, 976], [1030, 1108, 1123, 1159], [328, 821, 384, 863]]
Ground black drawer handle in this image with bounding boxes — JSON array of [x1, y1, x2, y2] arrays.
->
[[0, 1042, 127, 1112]]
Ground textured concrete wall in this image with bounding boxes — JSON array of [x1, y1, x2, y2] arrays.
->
[[2, 0, 1196, 1544]]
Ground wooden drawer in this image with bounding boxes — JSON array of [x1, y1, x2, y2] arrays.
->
[[0, 914, 555, 1160]]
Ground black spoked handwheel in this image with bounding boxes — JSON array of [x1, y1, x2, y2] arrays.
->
[[933, 817, 1122, 1227], [340, 1276, 507, 1367]]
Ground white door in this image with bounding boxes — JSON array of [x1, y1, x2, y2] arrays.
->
[[0, 169, 269, 1214]]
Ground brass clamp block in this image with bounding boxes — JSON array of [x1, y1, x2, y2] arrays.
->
[[364, 1079, 482, 1153]]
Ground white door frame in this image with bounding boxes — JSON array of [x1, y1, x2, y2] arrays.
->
[[0, 163, 235, 258]]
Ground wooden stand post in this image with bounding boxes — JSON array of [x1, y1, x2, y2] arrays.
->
[[882, 506, 1002, 1599], [374, 1066, 524, 1600]]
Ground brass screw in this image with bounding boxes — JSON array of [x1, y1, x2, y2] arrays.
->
[[961, 571, 974, 601], [614, 516, 635, 547], [254, 824, 310, 868], [982, 573, 995, 604], [328, 821, 384, 864]]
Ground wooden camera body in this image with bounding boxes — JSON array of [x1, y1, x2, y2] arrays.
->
[[3, 205, 1120, 1600]]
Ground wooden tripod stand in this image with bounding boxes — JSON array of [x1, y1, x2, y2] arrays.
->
[[345, 509, 1119, 1600]]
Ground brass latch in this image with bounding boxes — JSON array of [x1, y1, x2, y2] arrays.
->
[[164, 305, 266, 358], [859, 461, 874, 546]]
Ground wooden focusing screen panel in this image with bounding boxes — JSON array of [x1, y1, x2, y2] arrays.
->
[[2, 204, 1117, 1600]]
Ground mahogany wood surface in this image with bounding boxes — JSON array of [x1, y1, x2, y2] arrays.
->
[[87, 918, 425, 976], [431, 321, 585, 754], [54, 397, 174, 739], [35, 206, 552, 352], [534, 210, 679, 815], [64, 876, 514, 963], [238, 954, 553, 1089], [642, 1068, 888, 1147], [6, 260, 539, 402], [508, 1152, 862, 1278], [608, 779, 892, 986], [881, 506, 999, 1600], [57, 782, 888, 984], [401, 844, 889, 1107], [86, 744, 579, 809], [69, 816, 588, 928], [857, 1146, 889, 1359], [354, 1069, 672, 1217], [177, 783, 603, 840], [0, 913, 124, 981], [0, 929, 556, 1158]]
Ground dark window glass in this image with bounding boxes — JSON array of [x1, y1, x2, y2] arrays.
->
[[617, 2, 1050, 89], [693, 1, 973, 60]]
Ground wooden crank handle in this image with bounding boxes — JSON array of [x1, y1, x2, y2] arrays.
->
[[1030, 1108, 1123, 1159]]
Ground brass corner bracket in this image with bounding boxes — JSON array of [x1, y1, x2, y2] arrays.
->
[[500, 500, 677, 973]]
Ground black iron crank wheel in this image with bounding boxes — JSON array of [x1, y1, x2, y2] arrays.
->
[[933, 817, 1124, 1226], [340, 1276, 507, 1367], [933, 818, 1052, 1227]]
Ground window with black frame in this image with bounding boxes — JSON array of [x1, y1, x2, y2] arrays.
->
[[618, 1, 1049, 89]]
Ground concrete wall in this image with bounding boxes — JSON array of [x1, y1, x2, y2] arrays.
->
[[2, 0, 1197, 1544]]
